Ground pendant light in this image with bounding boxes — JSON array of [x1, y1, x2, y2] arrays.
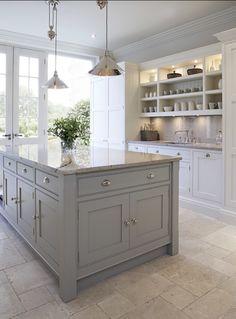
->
[[89, 0, 123, 76], [44, 0, 68, 89]]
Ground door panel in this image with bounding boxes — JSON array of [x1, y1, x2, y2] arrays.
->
[[108, 76, 124, 107], [130, 185, 170, 248], [179, 162, 191, 197], [17, 180, 35, 241], [3, 171, 17, 223], [79, 194, 129, 266], [36, 190, 58, 263]]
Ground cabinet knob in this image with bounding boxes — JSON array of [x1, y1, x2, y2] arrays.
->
[[177, 152, 181, 156], [8, 161, 11, 166], [22, 168, 27, 173], [43, 176, 50, 184], [131, 217, 138, 224], [11, 197, 19, 204], [124, 219, 130, 226], [206, 153, 211, 158], [147, 172, 155, 179], [156, 150, 159, 153], [101, 179, 111, 187]]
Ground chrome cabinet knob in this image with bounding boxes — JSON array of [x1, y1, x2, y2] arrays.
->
[[147, 172, 155, 179], [206, 153, 211, 158], [124, 219, 130, 226], [177, 152, 181, 156], [8, 162, 11, 166], [22, 168, 27, 173], [131, 217, 138, 224], [43, 176, 50, 184], [101, 179, 111, 187]]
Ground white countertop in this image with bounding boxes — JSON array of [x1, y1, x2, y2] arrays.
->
[[128, 140, 222, 151], [0, 141, 180, 175]]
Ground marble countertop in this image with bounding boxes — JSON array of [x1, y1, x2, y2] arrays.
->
[[128, 140, 222, 151], [0, 141, 180, 175]]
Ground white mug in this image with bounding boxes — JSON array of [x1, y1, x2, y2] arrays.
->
[[174, 102, 180, 112], [181, 102, 188, 111], [188, 101, 195, 111]]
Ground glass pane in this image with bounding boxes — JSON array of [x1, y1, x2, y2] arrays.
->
[[0, 53, 6, 74], [0, 95, 6, 134], [19, 77, 28, 97], [29, 78, 38, 97], [19, 97, 38, 137], [30, 58, 39, 77], [0, 75, 5, 95], [19, 56, 29, 76]]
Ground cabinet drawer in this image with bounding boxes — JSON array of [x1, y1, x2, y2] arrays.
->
[[36, 170, 58, 195], [158, 147, 190, 161], [128, 144, 147, 153], [78, 165, 170, 196], [3, 157, 16, 172], [17, 162, 34, 182], [147, 147, 160, 155]]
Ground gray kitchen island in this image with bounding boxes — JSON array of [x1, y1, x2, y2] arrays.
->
[[0, 142, 180, 302]]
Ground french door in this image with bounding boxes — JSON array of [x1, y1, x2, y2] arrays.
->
[[0, 45, 47, 147]]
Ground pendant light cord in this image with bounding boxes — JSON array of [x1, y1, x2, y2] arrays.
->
[[54, 4, 58, 72], [106, 1, 108, 52]]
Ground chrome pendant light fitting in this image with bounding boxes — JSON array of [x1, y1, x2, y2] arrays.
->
[[89, 0, 123, 76], [44, 0, 68, 89]]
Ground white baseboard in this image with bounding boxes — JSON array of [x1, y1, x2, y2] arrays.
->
[[180, 196, 236, 225]]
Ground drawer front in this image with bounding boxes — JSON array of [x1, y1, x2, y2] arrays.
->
[[3, 157, 16, 172], [147, 147, 160, 155], [158, 147, 191, 161], [36, 170, 58, 195], [128, 144, 147, 153], [17, 162, 34, 182], [78, 165, 170, 196]]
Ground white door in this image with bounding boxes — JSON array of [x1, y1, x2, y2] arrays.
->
[[13, 48, 47, 145]]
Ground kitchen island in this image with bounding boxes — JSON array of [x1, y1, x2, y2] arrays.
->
[[0, 142, 180, 302]]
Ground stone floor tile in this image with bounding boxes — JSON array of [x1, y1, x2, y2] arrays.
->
[[219, 307, 236, 319], [148, 272, 173, 292], [5, 260, 53, 294], [202, 231, 236, 252], [223, 251, 236, 266], [0, 230, 8, 240], [161, 285, 196, 310], [206, 245, 232, 259], [12, 240, 37, 262], [192, 252, 236, 276], [159, 257, 228, 297], [183, 288, 234, 319], [0, 283, 25, 319], [179, 208, 198, 223], [218, 274, 236, 298], [70, 305, 109, 319], [180, 238, 211, 258], [0, 238, 25, 270], [0, 270, 8, 285], [19, 286, 55, 311], [98, 292, 134, 319], [13, 301, 68, 319]]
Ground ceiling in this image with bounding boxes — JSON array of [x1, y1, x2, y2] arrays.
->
[[0, 1, 235, 50]]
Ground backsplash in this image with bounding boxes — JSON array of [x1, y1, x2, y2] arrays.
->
[[151, 116, 222, 143]]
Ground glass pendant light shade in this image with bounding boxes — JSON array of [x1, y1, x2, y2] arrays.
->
[[44, 71, 68, 89], [89, 50, 122, 76], [89, 1, 123, 76]]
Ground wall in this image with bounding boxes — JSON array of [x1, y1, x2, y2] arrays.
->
[[151, 116, 222, 143]]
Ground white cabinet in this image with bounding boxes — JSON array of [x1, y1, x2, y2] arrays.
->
[[179, 161, 191, 197], [3, 171, 17, 223], [193, 151, 222, 203], [91, 63, 141, 149], [128, 144, 147, 153]]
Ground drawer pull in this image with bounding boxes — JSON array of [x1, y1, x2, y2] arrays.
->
[[11, 197, 20, 204], [177, 152, 181, 156], [131, 217, 138, 224], [124, 219, 130, 226], [43, 176, 50, 184], [8, 161, 11, 166], [147, 172, 155, 179], [22, 168, 27, 173], [101, 179, 111, 187], [206, 153, 211, 158], [156, 150, 159, 153]]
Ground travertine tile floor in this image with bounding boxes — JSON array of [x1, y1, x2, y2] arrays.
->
[[1, 208, 236, 318]]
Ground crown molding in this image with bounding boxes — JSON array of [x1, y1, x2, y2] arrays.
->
[[0, 29, 103, 59], [113, 6, 236, 62]]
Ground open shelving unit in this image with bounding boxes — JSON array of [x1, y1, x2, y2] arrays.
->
[[139, 53, 223, 118]]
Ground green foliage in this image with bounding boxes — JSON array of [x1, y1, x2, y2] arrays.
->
[[48, 99, 90, 147]]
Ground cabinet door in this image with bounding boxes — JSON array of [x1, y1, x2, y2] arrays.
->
[[79, 194, 129, 266], [179, 162, 191, 197], [128, 144, 147, 153], [130, 185, 169, 248], [35, 190, 58, 263], [3, 171, 17, 223], [108, 76, 124, 107], [17, 180, 35, 242], [193, 151, 222, 203]]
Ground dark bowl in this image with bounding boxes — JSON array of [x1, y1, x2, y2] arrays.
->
[[187, 65, 203, 75], [167, 71, 182, 79]]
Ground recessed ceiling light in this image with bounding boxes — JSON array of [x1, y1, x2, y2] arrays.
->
[[91, 34, 96, 38]]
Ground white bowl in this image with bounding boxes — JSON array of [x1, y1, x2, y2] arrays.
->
[[196, 104, 203, 110], [164, 106, 174, 112]]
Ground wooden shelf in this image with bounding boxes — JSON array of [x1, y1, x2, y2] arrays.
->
[[159, 91, 203, 100], [159, 73, 203, 84], [205, 89, 222, 95], [140, 109, 222, 118], [140, 81, 158, 87]]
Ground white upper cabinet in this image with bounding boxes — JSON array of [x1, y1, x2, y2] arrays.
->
[[108, 75, 125, 108]]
